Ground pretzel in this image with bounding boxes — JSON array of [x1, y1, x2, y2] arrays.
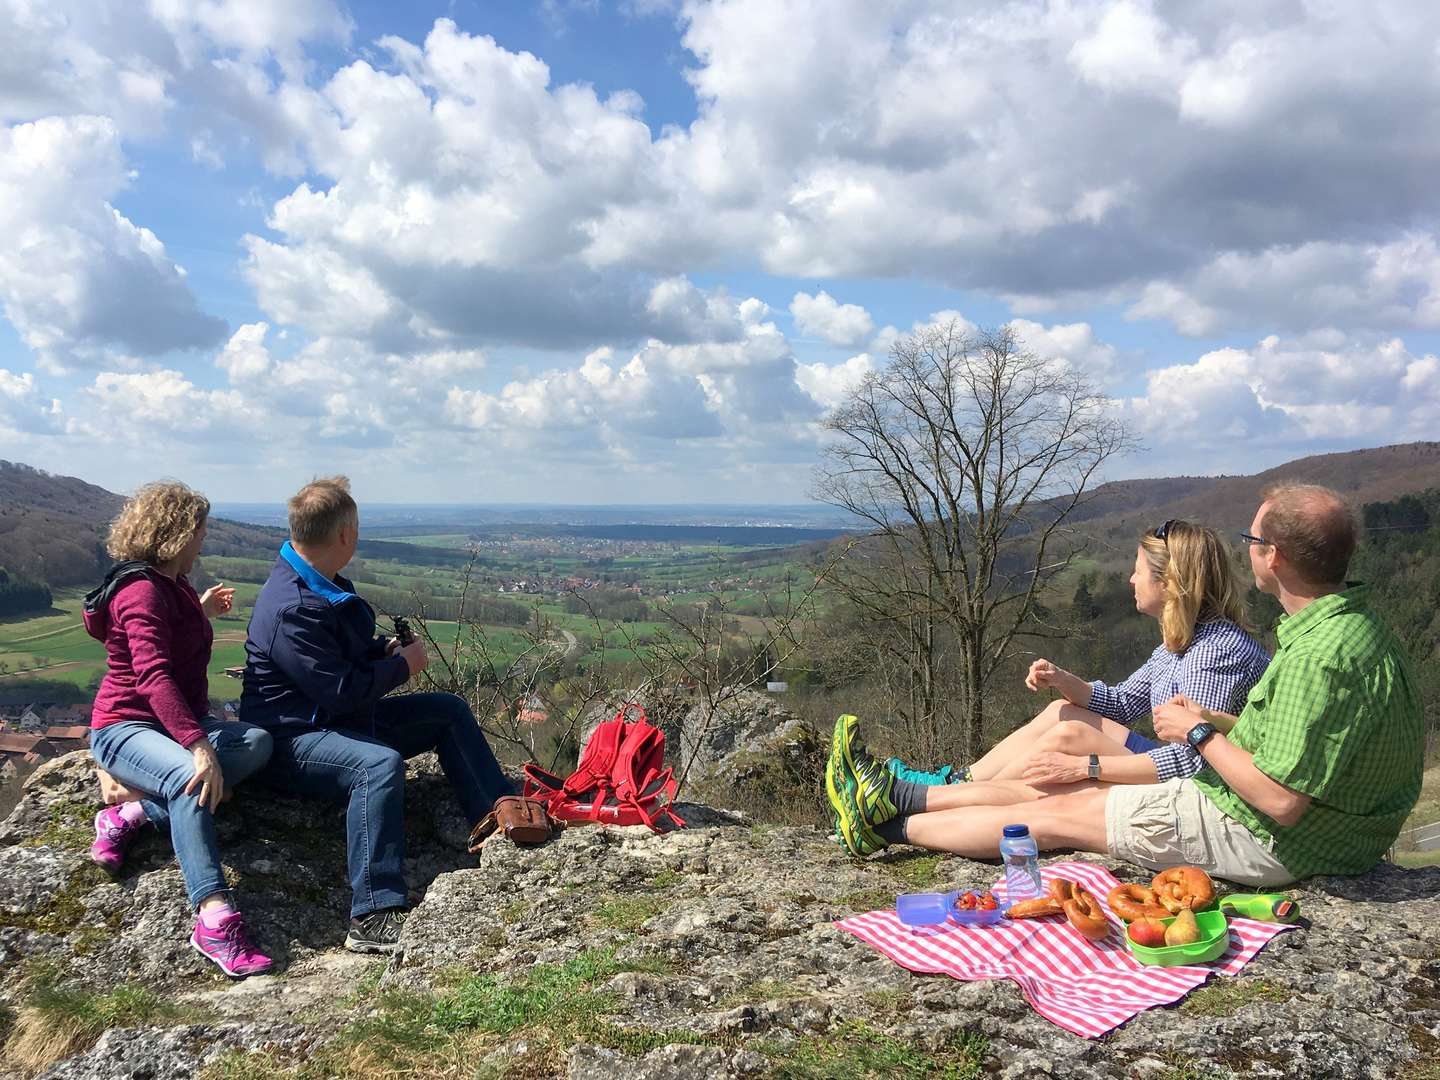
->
[[1106, 884, 1172, 923], [1005, 877, 1070, 919], [1005, 878, 1112, 940], [1060, 885, 1111, 941], [1149, 866, 1217, 914]]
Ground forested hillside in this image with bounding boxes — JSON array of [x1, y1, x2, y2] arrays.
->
[[0, 460, 284, 586]]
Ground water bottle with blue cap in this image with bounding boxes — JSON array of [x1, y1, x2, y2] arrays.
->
[[999, 824, 1041, 902]]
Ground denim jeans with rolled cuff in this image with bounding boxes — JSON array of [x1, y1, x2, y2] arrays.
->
[[258, 692, 512, 919], [89, 716, 274, 908]]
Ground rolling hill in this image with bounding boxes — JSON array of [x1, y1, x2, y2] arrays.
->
[[1068, 441, 1440, 546], [0, 461, 283, 586]]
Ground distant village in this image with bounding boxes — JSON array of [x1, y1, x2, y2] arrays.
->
[[0, 701, 91, 784]]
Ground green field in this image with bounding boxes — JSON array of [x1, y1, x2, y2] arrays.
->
[[0, 533, 818, 706]]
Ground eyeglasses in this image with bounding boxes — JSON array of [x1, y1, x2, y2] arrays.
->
[[1239, 531, 1271, 547], [1152, 519, 1176, 544]]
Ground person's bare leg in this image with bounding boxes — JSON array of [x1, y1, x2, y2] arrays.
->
[[919, 776, 1112, 811], [966, 699, 1074, 780], [990, 718, 1134, 782], [900, 787, 1112, 858]]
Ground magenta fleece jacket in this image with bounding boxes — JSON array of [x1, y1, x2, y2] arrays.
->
[[87, 572, 213, 748]]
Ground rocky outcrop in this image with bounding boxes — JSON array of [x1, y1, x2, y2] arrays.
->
[[583, 689, 823, 805], [2, 750, 1439, 1079]]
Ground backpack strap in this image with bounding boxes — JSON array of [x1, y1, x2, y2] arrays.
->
[[561, 716, 625, 796]]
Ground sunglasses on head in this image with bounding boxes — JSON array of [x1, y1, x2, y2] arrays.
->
[[1239, 531, 1271, 547], [1152, 519, 1176, 544]]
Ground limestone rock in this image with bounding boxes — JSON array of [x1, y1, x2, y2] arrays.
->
[[1, 747, 1438, 1079]]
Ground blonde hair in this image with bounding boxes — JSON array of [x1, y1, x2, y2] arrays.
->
[[106, 481, 210, 566], [288, 475, 358, 546], [1139, 520, 1250, 653]]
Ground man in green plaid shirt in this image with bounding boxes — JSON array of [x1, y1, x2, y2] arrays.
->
[[1157, 485, 1425, 879], [827, 483, 1424, 885]]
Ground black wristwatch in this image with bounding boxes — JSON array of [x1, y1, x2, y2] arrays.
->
[[1186, 721, 1218, 752], [1087, 753, 1101, 780]]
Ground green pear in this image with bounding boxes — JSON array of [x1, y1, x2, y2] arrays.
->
[[1164, 908, 1201, 946]]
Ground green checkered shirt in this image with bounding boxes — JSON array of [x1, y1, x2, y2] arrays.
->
[[1193, 585, 1423, 879]]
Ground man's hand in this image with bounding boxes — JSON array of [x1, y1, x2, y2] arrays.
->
[[199, 584, 235, 619], [399, 639, 429, 676], [384, 637, 401, 657], [1152, 694, 1205, 743], [1020, 752, 1088, 786]]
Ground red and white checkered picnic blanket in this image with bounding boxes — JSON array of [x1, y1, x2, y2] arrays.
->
[[835, 860, 1296, 1038]]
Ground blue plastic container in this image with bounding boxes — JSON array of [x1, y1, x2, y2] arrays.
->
[[895, 891, 955, 926], [895, 891, 1009, 927], [999, 824, 1042, 903]]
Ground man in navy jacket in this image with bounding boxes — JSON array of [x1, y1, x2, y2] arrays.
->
[[243, 476, 512, 953]]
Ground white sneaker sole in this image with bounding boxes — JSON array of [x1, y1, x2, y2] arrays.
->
[[189, 934, 272, 979]]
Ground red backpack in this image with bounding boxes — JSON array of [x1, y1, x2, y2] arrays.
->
[[522, 703, 685, 833]]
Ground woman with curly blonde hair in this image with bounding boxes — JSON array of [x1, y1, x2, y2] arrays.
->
[[827, 521, 1274, 855], [85, 480, 274, 977]]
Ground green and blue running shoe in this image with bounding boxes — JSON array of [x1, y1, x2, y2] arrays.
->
[[827, 715, 897, 857]]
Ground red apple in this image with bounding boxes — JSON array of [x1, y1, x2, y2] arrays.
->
[[1128, 918, 1168, 948]]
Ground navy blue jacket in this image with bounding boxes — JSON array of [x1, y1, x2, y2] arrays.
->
[[241, 542, 410, 731]]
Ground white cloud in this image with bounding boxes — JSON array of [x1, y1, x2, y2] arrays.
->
[[81, 369, 255, 436], [0, 368, 63, 435], [789, 290, 875, 348], [1127, 235, 1440, 336], [1007, 318, 1119, 383], [795, 353, 872, 411], [1123, 333, 1440, 455], [0, 116, 226, 370]]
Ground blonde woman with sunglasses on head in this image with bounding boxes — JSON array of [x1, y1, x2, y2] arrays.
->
[[832, 521, 1271, 845]]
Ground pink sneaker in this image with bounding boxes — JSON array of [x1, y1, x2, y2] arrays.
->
[[190, 911, 274, 978], [91, 805, 142, 873]]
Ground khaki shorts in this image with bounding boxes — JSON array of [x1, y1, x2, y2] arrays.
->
[[1105, 778, 1295, 887]]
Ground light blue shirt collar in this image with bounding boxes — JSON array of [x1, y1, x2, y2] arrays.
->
[[279, 541, 359, 606]]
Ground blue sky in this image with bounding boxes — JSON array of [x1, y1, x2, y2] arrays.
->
[[2, 1, 1439, 503]]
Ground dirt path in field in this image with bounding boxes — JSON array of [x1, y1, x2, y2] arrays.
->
[[0, 621, 84, 645], [0, 660, 89, 678]]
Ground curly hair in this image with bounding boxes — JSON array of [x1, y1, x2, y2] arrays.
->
[[1138, 520, 1251, 654], [106, 481, 211, 566]]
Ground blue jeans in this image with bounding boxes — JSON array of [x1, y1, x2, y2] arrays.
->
[[89, 717, 274, 908], [259, 693, 512, 918]]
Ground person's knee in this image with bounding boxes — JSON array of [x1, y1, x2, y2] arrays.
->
[[364, 748, 406, 788], [1049, 724, 1090, 753], [440, 693, 476, 726], [243, 728, 273, 765], [1034, 699, 1066, 726]]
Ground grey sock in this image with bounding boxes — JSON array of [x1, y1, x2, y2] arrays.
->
[[875, 816, 910, 845], [891, 776, 930, 816]]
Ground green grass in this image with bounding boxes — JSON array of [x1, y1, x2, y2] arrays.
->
[[4, 964, 204, 1074], [1181, 978, 1289, 1017], [588, 895, 671, 931], [18, 799, 95, 852], [880, 853, 949, 890], [758, 1019, 987, 1080], [198, 946, 679, 1080]]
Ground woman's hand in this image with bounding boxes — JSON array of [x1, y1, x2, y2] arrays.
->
[[1025, 658, 1085, 702], [1020, 752, 1089, 786], [184, 740, 225, 813], [199, 584, 235, 619]]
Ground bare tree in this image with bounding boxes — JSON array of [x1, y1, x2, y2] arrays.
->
[[813, 322, 1133, 759]]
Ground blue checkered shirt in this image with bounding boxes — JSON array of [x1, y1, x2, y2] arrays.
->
[[1087, 618, 1271, 781]]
